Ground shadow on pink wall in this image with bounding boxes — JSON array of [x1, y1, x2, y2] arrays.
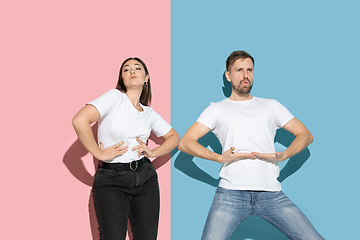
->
[[63, 124, 170, 240]]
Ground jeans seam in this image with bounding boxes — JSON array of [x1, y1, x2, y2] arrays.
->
[[227, 215, 250, 240], [255, 214, 295, 240], [92, 191, 105, 239]]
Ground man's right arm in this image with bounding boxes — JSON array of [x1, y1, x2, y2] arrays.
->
[[178, 122, 255, 163]]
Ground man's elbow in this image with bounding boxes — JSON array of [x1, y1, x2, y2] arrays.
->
[[178, 138, 189, 153], [178, 138, 185, 152], [308, 132, 314, 145]]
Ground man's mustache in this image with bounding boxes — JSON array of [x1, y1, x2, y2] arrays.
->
[[241, 78, 250, 84]]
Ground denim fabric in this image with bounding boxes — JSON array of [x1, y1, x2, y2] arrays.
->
[[201, 187, 324, 240], [92, 159, 160, 240]]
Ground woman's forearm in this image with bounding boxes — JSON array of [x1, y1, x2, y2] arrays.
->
[[72, 119, 102, 159], [152, 129, 180, 157]]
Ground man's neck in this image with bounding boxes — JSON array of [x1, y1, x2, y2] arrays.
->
[[229, 93, 253, 101]]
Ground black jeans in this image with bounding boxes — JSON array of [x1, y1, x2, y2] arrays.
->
[[92, 158, 160, 240]]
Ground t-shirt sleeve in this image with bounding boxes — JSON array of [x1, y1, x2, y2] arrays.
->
[[150, 110, 173, 137], [275, 100, 294, 128], [88, 89, 120, 118], [196, 102, 217, 130]]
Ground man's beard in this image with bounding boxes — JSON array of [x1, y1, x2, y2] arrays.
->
[[232, 78, 252, 95]]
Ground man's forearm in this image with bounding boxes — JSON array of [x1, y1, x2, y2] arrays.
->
[[178, 139, 222, 162], [282, 132, 313, 160]]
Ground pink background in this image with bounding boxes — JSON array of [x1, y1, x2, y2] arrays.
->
[[0, 1, 171, 239]]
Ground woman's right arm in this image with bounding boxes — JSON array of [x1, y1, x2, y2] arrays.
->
[[72, 104, 128, 161]]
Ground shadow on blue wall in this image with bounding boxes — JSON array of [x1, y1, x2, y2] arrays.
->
[[173, 74, 310, 240]]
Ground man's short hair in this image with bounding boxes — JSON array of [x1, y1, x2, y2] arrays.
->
[[226, 50, 255, 71]]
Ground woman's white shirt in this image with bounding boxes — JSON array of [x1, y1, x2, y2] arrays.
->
[[88, 89, 172, 163]]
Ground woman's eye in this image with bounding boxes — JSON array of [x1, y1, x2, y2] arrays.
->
[[124, 69, 129, 72], [136, 67, 142, 70]]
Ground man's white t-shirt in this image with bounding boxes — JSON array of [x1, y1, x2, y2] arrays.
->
[[88, 89, 172, 163], [197, 97, 294, 191]]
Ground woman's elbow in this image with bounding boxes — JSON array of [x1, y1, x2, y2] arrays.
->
[[72, 115, 86, 129], [172, 131, 181, 148], [71, 116, 79, 128]]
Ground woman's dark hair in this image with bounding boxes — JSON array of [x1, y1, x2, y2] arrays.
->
[[226, 50, 255, 71], [116, 57, 152, 106]]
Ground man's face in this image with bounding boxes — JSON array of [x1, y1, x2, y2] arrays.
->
[[225, 58, 254, 94]]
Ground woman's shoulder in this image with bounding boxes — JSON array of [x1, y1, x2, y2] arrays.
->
[[101, 89, 125, 101], [106, 88, 123, 96], [143, 106, 165, 119]]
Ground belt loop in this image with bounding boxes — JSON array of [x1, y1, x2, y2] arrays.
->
[[130, 160, 138, 170]]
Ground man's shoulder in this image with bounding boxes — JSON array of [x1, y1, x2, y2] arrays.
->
[[254, 96, 276, 101], [210, 98, 228, 105], [254, 97, 280, 105], [206, 98, 228, 110]]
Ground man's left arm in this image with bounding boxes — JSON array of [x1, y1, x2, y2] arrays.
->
[[252, 118, 313, 162]]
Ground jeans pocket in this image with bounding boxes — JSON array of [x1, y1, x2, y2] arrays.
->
[[95, 168, 119, 177], [145, 160, 155, 170], [135, 161, 157, 186]]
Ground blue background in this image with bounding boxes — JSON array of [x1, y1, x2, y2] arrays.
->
[[171, 0, 360, 239]]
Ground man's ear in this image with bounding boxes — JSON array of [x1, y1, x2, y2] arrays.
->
[[225, 71, 231, 82]]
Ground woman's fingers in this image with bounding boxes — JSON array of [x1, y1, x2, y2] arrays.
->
[[101, 138, 153, 159], [136, 138, 144, 144], [98, 142, 128, 160], [133, 138, 145, 151]]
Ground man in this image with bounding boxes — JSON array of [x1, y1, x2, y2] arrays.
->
[[178, 51, 324, 240]]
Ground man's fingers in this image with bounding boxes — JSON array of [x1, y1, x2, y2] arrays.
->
[[225, 147, 235, 155]]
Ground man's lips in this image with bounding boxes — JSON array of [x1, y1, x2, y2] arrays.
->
[[241, 80, 249, 85]]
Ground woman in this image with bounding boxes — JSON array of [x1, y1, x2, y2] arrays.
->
[[72, 57, 180, 240]]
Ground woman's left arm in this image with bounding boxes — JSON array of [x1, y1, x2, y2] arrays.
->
[[133, 128, 180, 158]]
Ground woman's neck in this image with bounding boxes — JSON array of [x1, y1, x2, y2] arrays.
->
[[126, 89, 143, 111]]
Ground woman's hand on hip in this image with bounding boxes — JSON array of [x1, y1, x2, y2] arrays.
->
[[132, 138, 156, 158], [98, 142, 128, 161]]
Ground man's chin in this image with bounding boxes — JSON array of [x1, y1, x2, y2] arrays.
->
[[239, 86, 252, 94]]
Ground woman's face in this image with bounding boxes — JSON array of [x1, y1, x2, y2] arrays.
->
[[121, 59, 149, 89]]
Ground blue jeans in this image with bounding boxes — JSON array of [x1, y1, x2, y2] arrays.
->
[[92, 159, 160, 240], [201, 187, 324, 240]]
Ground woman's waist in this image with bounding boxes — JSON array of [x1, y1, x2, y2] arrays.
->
[[99, 157, 150, 171]]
